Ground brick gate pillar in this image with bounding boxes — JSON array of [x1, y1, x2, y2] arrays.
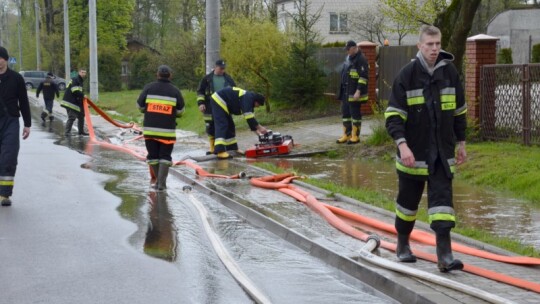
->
[[465, 34, 499, 122], [359, 41, 377, 115]]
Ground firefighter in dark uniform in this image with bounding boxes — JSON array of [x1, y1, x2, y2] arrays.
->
[[137, 65, 185, 190], [210, 86, 267, 159], [385, 25, 467, 272], [197, 59, 236, 154], [336, 40, 369, 144], [0, 46, 31, 207], [36, 72, 60, 127], [61, 68, 87, 136]]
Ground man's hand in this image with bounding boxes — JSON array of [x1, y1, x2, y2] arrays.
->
[[398, 142, 415, 167], [198, 104, 206, 113], [353, 90, 360, 101], [22, 127, 30, 140], [256, 125, 267, 135], [456, 141, 467, 165]]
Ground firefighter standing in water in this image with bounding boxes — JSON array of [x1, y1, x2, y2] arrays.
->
[[137, 65, 185, 190], [196, 59, 236, 154], [210, 86, 267, 159], [61, 68, 88, 136], [0, 46, 31, 207], [336, 40, 369, 144], [36, 72, 60, 127], [385, 25, 467, 272]]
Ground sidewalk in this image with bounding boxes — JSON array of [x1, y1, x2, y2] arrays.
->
[[0, 122, 187, 303]]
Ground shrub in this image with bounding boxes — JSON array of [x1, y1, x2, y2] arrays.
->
[[532, 43, 540, 63], [497, 48, 513, 64]]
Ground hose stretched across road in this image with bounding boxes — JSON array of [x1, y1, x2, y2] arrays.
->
[[81, 98, 539, 299], [249, 174, 540, 294]]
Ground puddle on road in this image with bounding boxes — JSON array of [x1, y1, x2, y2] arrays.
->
[[256, 157, 540, 250]]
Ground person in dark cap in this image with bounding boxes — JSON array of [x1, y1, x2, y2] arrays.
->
[[61, 67, 87, 136], [137, 64, 185, 191], [210, 86, 267, 159], [336, 40, 369, 145], [36, 72, 60, 127], [196, 59, 236, 155], [0, 46, 31, 207]]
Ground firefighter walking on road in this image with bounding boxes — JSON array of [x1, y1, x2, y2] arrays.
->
[[36, 72, 60, 127], [137, 65, 185, 190], [196, 59, 236, 154], [0, 46, 31, 207], [61, 68, 87, 136], [385, 25, 467, 272], [210, 86, 267, 159], [336, 40, 369, 145]]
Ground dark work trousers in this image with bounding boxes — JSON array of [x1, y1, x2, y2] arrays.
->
[[0, 116, 20, 197], [66, 108, 85, 133], [341, 98, 362, 130], [43, 99, 54, 114], [203, 101, 215, 138], [145, 139, 174, 164], [211, 100, 238, 154], [395, 159, 454, 235]]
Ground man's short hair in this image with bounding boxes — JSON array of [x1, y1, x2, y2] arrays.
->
[[79, 67, 87, 72], [418, 25, 441, 42], [157, 65, 172, 77]]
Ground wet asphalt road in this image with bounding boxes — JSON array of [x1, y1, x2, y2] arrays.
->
[[0, 126, 189, 303]]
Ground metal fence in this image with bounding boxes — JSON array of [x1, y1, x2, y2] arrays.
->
[[481, 64, 540, 145], [377, 46, 418, 103]]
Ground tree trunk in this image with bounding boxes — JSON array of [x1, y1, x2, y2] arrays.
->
[[435, 0, 482, 76]]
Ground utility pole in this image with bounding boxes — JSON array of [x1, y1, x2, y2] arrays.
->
[[205, 0, 220, 74], [17, 0, 22, 70], [89, 0, 98, 102], [0, 1, 4, 46], [64, 0, 70, 79], [35, 0, 40, 70]]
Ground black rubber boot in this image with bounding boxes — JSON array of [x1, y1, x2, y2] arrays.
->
[[150, 164, 159, 188], [65, 119, 74, 136], [41, 112, 47, 126], [396, 233, 417, 263], [156, 164, 169, 191], [436, 231, 464, 272], [1, 196, 12, 207]]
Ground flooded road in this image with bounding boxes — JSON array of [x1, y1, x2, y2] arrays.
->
[[256, 157, 540, 250]]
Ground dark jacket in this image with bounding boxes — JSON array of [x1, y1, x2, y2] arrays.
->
[[137, 78, 185, 141], [36, 78, 60, 101], [211, 87, 260, 131], [338, 51, 369, 102], [385, 51, 467, 180], [61, 75, 85, 112], [197, 71, 235, 112], [0, 68, 31, 127]]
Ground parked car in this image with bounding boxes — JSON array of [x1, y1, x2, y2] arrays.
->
[[19, 70, 67, 91]]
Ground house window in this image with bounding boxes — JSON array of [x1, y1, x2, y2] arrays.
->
[[121, 61, 129, 76], [329, 12, 348, 34]]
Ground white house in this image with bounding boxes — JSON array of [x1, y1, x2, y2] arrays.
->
[[275, 0, 418, 45]]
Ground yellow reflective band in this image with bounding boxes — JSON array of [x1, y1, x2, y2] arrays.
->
[[212, 93, 229, 114], [233, 87, 246, 96], [145, 98, 177, 106], [441, 102, 456, 110], [407, 97, 425, 106], [0, 180, 14, 186], [244, 113, 255, 119], [60, 100, 80, 112], [396, 208, 416, 222], [384, 112, 407, 121], [440, 95, 456, 103], [143, 130, 176, 138], [396, 161, 429, 175], [358, 78, 367, 85], [197, 96, 205, 101], [349, 71, 359, 78], [215, 138, 238, 146], [428, 213, 456, 224]]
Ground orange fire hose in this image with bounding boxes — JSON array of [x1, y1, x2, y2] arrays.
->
[[80, 99, 540, 294], [250, 174, 540, 294]]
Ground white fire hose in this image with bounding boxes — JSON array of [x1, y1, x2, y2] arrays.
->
[[359, 235, 515, 304], [182, 185, 272, 304]]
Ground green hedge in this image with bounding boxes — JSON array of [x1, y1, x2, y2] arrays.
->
[[497, 48, 513, 64]]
